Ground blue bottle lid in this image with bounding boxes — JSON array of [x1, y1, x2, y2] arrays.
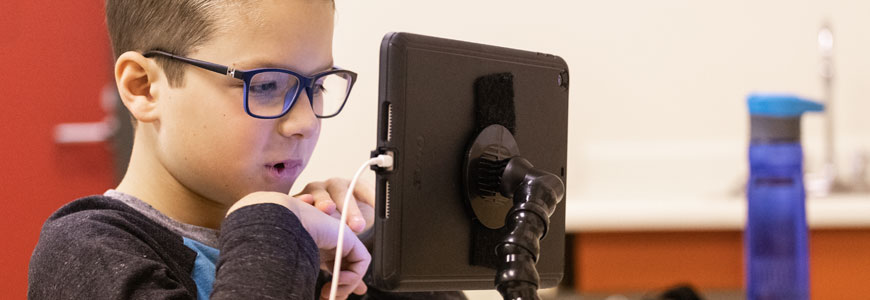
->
[[747, 93, 823, 143], [747, 93, 824, 117]]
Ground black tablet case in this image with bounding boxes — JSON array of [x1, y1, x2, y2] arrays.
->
[[372, 32, 569, 291]]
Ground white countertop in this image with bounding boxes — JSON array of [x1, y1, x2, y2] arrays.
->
[[565, 194, 870, 232], [563, 136, 870, 232]]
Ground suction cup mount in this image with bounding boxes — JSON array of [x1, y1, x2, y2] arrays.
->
[[464, 124, 520, 229]]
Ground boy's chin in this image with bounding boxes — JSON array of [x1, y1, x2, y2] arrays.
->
[[232, 174, 299, 198], [254, 181, 297, 195]]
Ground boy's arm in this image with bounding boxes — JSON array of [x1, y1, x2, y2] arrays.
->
[[211, 202, 321, 299], [218, 192, 370, 300]]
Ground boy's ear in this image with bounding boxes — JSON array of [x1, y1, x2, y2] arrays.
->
[[115, 51, 163, 123]]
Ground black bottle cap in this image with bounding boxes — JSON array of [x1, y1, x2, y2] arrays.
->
[[750, 116, 801, 143]]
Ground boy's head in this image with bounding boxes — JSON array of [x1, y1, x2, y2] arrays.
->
[[109, 0, 337, 208]]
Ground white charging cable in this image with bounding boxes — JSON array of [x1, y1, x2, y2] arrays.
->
[[329, 154, 393, 300]]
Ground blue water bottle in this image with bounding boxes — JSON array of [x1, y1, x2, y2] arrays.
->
[[746, 93, 823, 300]]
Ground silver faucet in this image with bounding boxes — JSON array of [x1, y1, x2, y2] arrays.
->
[[807, 21, 869, 196]]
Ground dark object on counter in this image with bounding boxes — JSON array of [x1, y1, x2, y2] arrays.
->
[[657, 284, 704, 300]]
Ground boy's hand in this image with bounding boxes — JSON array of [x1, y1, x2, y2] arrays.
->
[[295, 178, 375, 233], [229, 192, 371, 299]]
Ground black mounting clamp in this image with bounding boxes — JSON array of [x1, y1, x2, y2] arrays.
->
[[464, 124, 566, 300]]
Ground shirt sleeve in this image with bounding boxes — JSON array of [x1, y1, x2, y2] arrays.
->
[[28, 207, 199, 299], [212, 203, 320, 299]]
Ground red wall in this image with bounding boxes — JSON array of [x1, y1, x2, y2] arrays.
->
[[0, 1, 115, 297]]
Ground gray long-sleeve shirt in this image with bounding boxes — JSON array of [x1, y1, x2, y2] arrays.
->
[[28, 193, 320, 299], [28, 191, 467, 300]]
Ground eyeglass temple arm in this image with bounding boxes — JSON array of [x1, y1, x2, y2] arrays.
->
[[142, 50, 243, 79]]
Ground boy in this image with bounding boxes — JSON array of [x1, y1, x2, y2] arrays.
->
[[28, 0, 464, 299]]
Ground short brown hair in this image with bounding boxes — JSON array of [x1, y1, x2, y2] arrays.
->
[[107, 0, 335, 88], [106, 0, 232, 87]]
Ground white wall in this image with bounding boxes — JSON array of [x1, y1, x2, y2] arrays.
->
[[293, 0, 870, 203]]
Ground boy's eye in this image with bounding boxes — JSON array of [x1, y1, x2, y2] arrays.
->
[[248, 72, 296, 99], [313, 83, 327, 95], [250, 81, 278, 93]]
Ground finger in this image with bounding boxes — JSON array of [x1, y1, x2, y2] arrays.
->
[[331, 269, 364, 299], [311, 189, 337, 215], [320, 283, 344, 300], [320, 282, 352, 300], [356, 202, 375, 232], [352, 179, 376, 208], [320, 281, 361, 300], [328, 224, 371, 282], [338, 232, 371, 283], [320, 283, 335, 300], [352, 180, 376, 232], [295, 194, 315, 205], [352, 280, 368, 295], [295, 182, 324, 199], [298, 206, 371, 296], [327, 180, 365, 233], [320, 284, 328, 300]]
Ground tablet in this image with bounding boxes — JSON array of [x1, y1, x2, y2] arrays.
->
[[371, 32, 569, 291]]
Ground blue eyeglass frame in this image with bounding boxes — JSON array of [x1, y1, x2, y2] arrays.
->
[[142, 50, 357, 119]]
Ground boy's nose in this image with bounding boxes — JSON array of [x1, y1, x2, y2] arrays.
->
[[277, 92, 319, 139]]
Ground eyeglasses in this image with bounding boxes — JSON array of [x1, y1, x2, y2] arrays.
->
[[142, 50, 357, 119]]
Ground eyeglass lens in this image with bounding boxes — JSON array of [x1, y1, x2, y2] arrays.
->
[[247, 71, 352, 118]]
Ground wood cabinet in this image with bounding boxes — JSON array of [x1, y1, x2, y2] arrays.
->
[[573, 229, 870, 299]]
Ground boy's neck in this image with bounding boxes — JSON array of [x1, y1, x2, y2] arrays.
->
[[116, 131, 228, 230]]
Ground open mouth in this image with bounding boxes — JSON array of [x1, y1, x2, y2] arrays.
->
[[266, 160, 301, 179]]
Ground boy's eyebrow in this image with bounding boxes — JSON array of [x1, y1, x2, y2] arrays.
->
[[236, 59, 335, 75]]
